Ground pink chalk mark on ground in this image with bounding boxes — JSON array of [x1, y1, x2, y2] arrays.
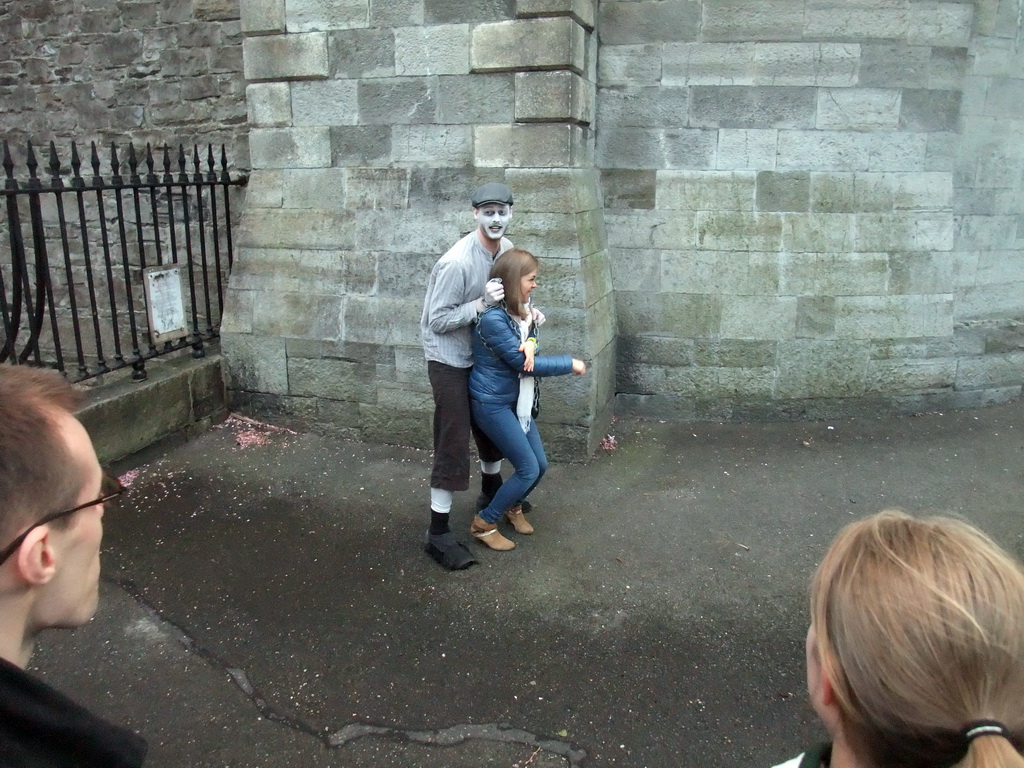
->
[[216, 413, 297, 449], [118, 468, 143, 487]]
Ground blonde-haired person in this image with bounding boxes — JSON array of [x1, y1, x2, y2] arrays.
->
[[467, 248, 586, 550], [773, 510, 1024, 768]]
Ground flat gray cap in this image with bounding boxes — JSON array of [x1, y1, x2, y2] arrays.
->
[[470, 182, 513, 208]]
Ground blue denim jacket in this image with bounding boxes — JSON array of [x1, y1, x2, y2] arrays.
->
[[469, 307, 574, 405]]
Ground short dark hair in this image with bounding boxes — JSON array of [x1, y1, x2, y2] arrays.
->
[[489, 248, 539, 320], [0, 366, 86, 543]]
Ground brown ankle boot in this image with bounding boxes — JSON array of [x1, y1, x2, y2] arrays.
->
[[470, 515, 515, 550], [504, 505, 534, 535]]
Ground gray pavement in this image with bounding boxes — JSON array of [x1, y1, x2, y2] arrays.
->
[[32, 402, 1024, 767]]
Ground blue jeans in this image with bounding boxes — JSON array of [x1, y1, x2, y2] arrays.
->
[[470, 399, 547, 524]]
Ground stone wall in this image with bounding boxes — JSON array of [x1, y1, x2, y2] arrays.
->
[[601, 0, 1024, 421], [225, 0, 615, 459], [223, 0, 1024, 457], [0, 0, 247, 166], [954, 0, 1024, 401], [9, 0, 1022, 454], [0, 0, 248, 387]]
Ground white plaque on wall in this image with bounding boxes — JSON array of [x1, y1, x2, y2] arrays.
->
[[142, 265, 189, 344]]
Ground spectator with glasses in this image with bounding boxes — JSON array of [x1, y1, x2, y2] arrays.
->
[[0, 366, 147, 766]]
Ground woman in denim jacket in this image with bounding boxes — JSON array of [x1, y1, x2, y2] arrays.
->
[[468, 249, 586, 551]]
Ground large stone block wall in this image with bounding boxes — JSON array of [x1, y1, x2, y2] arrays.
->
[[224, 0, 615, 459], [7, 0, 1023, 450], [601, 0, 1024, 420], [224, 0, 1024, 456], [0, 0, 247, 166], [954, 1, 1024, 398]]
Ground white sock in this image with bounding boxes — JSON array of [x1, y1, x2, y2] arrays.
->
[[480, 460, 502, 475], [430, 488, 453, 514]]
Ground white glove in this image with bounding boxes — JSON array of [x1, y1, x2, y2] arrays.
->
[[484, 278, 504, 307], [530, 306, 546, 327]]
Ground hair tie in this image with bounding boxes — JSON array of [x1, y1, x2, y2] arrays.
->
[[964, 720, 1010, 742]]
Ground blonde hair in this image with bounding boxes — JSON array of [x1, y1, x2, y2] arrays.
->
[[811, 510, 1024, 768], [489, 248, 538, 320]]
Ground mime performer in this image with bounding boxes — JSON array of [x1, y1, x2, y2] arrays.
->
[[419, 182, 544, 570]]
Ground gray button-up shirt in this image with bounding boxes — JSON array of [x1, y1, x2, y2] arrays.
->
[[421, 230, 512, 368]]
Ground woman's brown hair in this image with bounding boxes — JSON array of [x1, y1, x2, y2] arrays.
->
[[489, 248, 539, 320], [811, 510, 1024, 768]]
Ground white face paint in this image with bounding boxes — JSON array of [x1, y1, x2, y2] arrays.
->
[[474, 204, 511, 242]]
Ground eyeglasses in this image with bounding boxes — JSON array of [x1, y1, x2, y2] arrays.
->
[[0, 470, 126, 566]]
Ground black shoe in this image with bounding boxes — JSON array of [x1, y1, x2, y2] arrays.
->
[[475, 496, 534, 514], [476, 471, 503, 511], [475, 473, 533, 515], [424, 531, 477, 570]]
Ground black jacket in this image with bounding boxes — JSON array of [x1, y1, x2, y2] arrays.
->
[[0, 656, 147, 767]]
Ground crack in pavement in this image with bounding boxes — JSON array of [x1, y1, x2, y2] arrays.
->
[[327, 722, 586, 764], [108, 575, 588, 765]]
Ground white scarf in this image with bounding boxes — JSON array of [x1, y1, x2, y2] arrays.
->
[[515, 314, 534, 433]]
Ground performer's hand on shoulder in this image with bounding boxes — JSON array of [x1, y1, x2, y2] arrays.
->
[[484, 278, 504, 307]]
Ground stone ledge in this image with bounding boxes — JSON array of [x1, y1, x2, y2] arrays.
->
[[77, 349, 227, 465], [471, 17, 586, 74], [517, 0, 596, 31], [240, 0, 285, 34], [515, 71, 593, 124], [243, 33, 329, 81]]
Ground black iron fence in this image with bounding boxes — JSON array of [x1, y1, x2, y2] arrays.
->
[[1, 139, 247, 382]]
